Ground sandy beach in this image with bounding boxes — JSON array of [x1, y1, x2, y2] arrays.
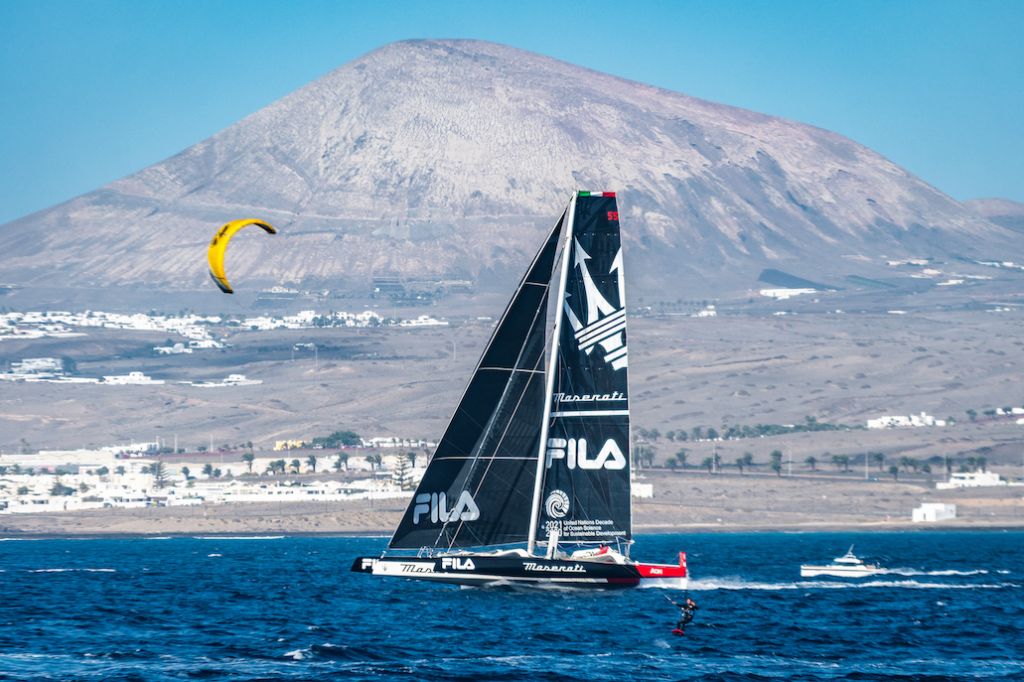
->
[[3, 470, 1021, 537]]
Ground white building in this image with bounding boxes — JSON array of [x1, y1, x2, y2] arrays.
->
[[632, 482, 654, 498], [102, 371, 164, 385], [912, 503, 957, 522], [154, 343, 193, 355], [691, 305, 717, 318], [936, 471, 1013, 490], [759, 288, 817, 300], [867, 412, 946, 429]]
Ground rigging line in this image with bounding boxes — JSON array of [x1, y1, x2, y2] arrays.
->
[[441, 287, 553, 551]]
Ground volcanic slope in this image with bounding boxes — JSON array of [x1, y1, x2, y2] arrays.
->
[[0, 39, 1016, 300]]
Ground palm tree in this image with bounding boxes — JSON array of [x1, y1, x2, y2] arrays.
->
[[181, 466, 191, 480], [734, 456, 747, 474], [406, 451, 417, 468], [888, 464, 899, 480], [290, 459, 301, 474], [741, 452, 754, 470], [674, 449, 688, 469], [150, 461, 167, 489], [770, 450, 783, 477], [115, 465, 125, 476], [202, 463, 214, 478], [701, 457, 714, 473], [871, 452, 886, 471], [804, 456, 818, 471], [242, 452, 255, 473], [306, 454, 317, 473]]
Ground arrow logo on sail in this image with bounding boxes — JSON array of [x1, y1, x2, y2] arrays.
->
[[563, 239, 628, 370]]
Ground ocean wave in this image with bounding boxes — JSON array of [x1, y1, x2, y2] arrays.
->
[[880, 567, 989, 576], [687, 577, 1015, 591], [193, 535, 284, 540], [638, 578, 689, 590], [28, 568, 117, 573], [207, 553, 223, 557]]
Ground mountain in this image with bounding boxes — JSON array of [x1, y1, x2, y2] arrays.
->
[[0, 39, 1018, 301], [964, 198, 1024, 234]]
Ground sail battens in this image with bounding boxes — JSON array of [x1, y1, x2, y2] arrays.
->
[[430, 455, 538, 461], [388, 212, 565, 550], [388, 192, 632, 553], [537, 193, 632, 545], [478, 367, 544, 374]]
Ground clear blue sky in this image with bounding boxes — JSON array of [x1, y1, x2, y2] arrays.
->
[[1, 0, 1021, 224]]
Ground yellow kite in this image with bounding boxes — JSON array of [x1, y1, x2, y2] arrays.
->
[[207, 219, 276, 294]]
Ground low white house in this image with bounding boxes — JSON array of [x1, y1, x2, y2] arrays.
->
[[632, 482, 654, 499], [912, 503, 957, 523], [936, 471, 1011, 490]]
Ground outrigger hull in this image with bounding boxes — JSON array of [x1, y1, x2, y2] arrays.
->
[[351, 552, 688, 589]]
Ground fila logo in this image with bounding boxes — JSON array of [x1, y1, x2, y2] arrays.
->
[[546, 438, 627, 470], [360, 558, 378, 571], [441, 557, 477, 571], [412, 491, 480, 525]]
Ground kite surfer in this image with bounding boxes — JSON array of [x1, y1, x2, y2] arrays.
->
[[666, 594, 698, 635]]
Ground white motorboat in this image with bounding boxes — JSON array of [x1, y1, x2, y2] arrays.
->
[[800, 546, 882, 578]]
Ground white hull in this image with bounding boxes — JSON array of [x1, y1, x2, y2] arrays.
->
[[800, 564, 881, 578]]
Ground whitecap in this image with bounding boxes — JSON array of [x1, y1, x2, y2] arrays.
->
[[193, 535, 284, 540], [881, 568, 988, 576], [687, 577, 1013, 591], [28, 568, 116, 573]]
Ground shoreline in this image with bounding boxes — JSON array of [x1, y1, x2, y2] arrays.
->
[[3, 472, 1020, 538], [3, 520, 1023, 540]]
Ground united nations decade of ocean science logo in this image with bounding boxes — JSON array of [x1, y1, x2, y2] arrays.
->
[[545, 490, 570, 519]]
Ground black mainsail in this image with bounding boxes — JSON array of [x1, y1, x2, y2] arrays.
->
[[388, 214, 564, 550], [531, 192, 631, 548]]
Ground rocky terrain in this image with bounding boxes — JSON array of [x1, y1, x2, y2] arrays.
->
[[1, 39, 1020, 304]]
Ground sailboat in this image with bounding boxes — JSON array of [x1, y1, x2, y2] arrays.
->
[[351, 191, 688, 587]]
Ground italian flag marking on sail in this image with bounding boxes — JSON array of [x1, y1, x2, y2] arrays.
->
[[578, 191, 616, 198]]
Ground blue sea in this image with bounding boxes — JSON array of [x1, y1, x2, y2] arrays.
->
[[1, 531, 1021, 681]]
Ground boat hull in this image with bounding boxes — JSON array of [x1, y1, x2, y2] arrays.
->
[[800, 565, 881, 578], [351, 553, 688, 589]]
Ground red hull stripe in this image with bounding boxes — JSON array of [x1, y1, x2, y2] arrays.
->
[[636, 562, 687, 579]]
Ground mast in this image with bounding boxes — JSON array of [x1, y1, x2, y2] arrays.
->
[[526, 192, 577, 555]]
